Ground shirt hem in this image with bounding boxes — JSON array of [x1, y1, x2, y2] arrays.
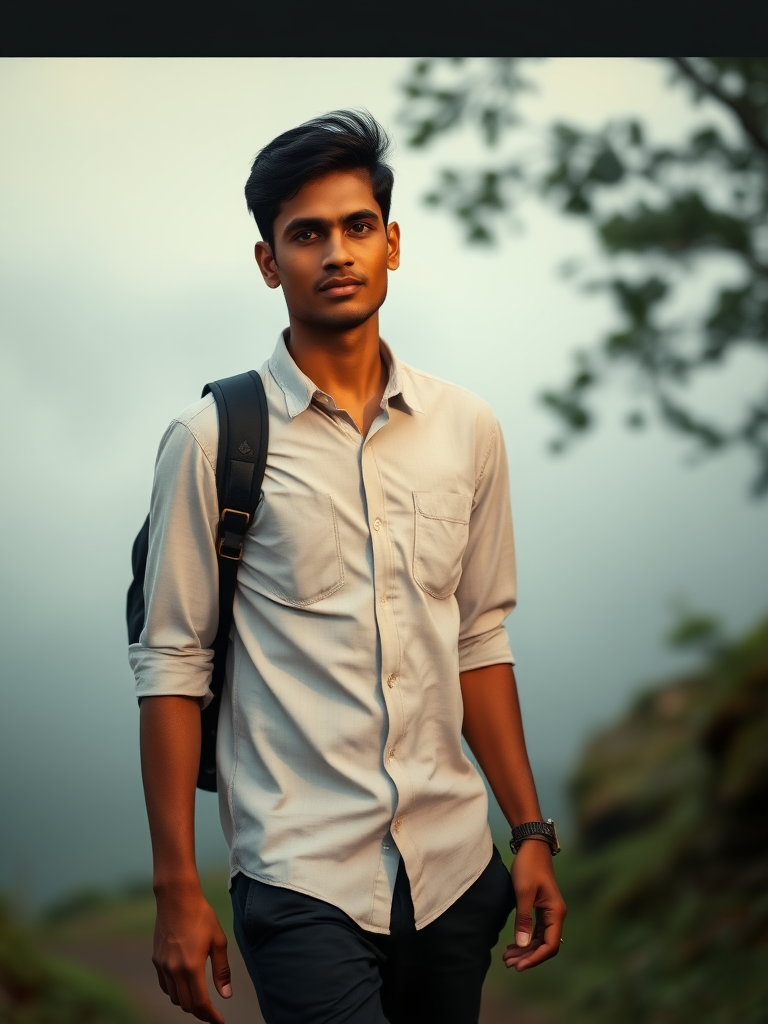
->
[[413, 832, 494, 931], [227, 866, 393, 936]]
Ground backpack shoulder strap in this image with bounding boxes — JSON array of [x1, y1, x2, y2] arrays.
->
[[197, 369, 268, 791], [203, 369, 269, 559]]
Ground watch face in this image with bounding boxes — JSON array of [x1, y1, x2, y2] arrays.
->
[[546, 818, 561, 854]]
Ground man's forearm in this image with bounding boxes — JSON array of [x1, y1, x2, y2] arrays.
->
[[139, 695, 232, 1022], [461, 662, 567, 969], [139, 695, 203, 892], [459, 663, 543, 828]]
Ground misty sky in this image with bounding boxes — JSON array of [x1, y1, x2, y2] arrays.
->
[[1, 58, 765, 911]]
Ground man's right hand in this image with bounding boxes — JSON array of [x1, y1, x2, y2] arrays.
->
[[152, 883, 232, 1024]]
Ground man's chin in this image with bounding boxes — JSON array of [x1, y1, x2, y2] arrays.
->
[[296, 288, 391, 331], [299, 293, 387, 334]]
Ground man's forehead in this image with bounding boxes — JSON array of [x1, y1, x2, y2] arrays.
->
[[276, 169, 379, 225]]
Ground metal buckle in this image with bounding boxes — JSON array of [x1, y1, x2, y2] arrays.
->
[[217, 508, 250, 561]]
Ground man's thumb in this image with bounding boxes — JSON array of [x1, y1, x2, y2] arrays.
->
[[211, 935, 233, 999], [514, 905, 534, 948]]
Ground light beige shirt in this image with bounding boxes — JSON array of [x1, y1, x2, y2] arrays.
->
[[130, 334, 516, 933]]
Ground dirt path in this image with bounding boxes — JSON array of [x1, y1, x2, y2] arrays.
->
[[50, 936, 549, 1024], [47, 936, 263, 1024]]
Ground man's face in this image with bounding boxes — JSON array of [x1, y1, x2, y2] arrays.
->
[[255, 169, 400, 333]]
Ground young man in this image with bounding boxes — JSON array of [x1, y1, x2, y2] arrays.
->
[[131, 111, 565, 1024]]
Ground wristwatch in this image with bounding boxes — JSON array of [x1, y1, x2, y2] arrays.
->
[[509, 818, 561, 856]]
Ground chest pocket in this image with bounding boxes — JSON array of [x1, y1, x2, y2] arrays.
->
[[413, 491, 472, 600], [251, 491, 345, 606]]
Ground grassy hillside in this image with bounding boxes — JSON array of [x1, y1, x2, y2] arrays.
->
[[0, 896, 141, 1024], [493, 614, 768, 1023], [0, 868, 236, 1024], [39, 869, 232, 944]]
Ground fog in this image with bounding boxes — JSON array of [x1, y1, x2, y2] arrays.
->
[[1, 58, 765, 912]]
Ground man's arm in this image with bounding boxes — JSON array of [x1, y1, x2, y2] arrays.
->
[[132, 411, 232, 1019], [140, 695, 232, 1023], [460, 663, 567, 971]]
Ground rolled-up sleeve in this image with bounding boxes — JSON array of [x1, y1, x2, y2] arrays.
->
[[456, 412, 516, 672], [128, 405, 220, 705]]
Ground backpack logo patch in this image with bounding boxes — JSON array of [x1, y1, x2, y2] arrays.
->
[[238, 440, 253, 456]]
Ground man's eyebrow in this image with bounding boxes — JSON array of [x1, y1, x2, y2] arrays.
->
[[282, 209, 381, 236], [342, 208, 380, 223]]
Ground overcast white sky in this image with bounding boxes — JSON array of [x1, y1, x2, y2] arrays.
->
[[1, 58, 765, 910]]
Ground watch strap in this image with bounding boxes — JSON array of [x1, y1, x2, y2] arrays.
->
[[509, 819, 560, 855]]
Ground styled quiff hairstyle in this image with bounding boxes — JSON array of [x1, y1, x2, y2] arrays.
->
[[244, 110, 394, 251]]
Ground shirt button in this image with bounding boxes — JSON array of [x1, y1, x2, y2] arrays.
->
[[388, 748, 396, 762], [393, 819, 402, 832], [386, 674, 397, 688], [380, 595, 387, 606], [373, 518, 382, 531]]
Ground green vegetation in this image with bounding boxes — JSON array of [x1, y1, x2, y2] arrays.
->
[[40, 868, 232, 944], [1, 868, 233, 1023], [399, 58, 768, 494], [489, 613, 768, 1023], [0, 897, 140, 1024]]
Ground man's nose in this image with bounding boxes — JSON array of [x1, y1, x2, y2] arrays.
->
[[322, 231, 353, 267]]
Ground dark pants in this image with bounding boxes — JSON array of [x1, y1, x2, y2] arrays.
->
[[230, 846, 514, 1024]]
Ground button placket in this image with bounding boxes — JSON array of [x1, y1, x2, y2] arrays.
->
[[362, 439, 405, 855]]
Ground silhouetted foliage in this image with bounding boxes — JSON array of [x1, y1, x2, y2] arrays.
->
[[398, 58, 768, 495]]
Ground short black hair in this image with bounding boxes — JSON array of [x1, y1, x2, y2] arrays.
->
[[244, 110, 394, 251]]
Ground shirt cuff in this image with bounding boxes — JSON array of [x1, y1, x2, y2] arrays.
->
[[458, 625, 514, 674], [129, 644, 215, 707]]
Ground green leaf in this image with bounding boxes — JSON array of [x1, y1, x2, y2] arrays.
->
[[540, 389, 592, 432], [598, 193, 753, 257], [588, 145, 624, 184]]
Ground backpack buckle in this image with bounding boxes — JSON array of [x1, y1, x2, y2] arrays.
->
[[217, 508, 250, 561]]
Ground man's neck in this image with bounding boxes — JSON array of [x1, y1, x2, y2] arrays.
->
[[286, 316, 387, 435]]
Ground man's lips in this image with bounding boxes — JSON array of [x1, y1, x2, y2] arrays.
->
[[318, 277, 364, 297]]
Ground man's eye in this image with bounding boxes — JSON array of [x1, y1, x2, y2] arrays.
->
[[295, 230, 316, 242], [350, 223, 370, 234]]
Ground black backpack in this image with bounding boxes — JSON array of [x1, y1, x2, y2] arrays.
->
[[127, 371, 269, 792]]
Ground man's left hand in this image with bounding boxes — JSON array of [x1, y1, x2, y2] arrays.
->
[[502, 838, 566, 971]]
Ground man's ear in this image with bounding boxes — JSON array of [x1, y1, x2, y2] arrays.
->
[[255, 241, 281, 289], [386, 222, 401, 272]]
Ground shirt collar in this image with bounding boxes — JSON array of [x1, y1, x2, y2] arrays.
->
[[379, 339, 423, 415], [268, 331, 423, 418]]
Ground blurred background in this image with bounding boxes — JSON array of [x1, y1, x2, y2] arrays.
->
[[1, 58, 766, 1023]]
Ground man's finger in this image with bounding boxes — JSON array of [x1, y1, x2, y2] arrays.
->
[[183, 967, 226, 1024], [152, 959, 169, 995], [503, 941, 541, 967], [513, 898, 534, 948], [509, 937, 559, 971], [505, 901, 565, 970], [210, 932, 233, 999], [161, 966, 181, 1006]]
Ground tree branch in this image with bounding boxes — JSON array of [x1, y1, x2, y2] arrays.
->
[[671, 57, 768, 158]]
